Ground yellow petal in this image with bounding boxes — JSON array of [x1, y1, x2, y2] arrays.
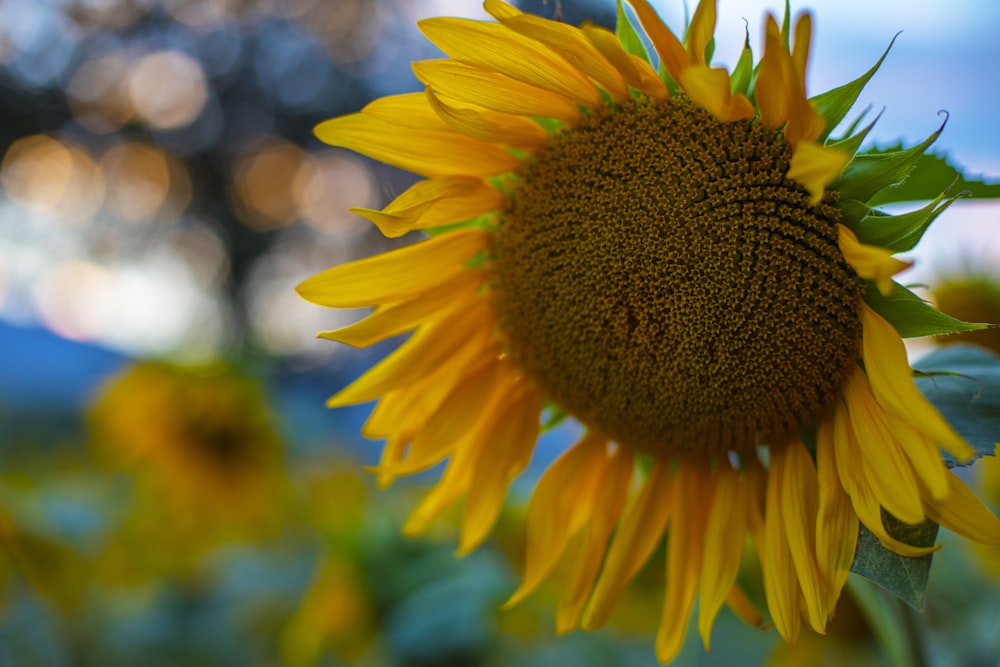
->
[[787, 141, 849, 205], [418, 17, 601, 107], [459, 380, 543, 553], [555, 448, 633, 633], [923, 469, 1000, 545], [423, 87, 550, 149], [414, 59, 582, 122], [843, 369, 926, 525], [837, 224, 912, 296], [815, 415, 860, 611], [581, 460, 672, 630], [884, 412, 949, 500], [401, 366, 517, 536], [832, 402, 940, 558], [678, 66, 754, 122], [725, 585, 766, 629], [755, 15, 790, 130], [686, 0, 716, 66], [504, 433, 611, 607], [762, 457, 802, 642], [698, 468, 747, 649], [326, 297, 493, 407], [493, 12, 629, 102], [580, 23, 668, 100], [378, 357, 508, 478], [860, 304, 975, 461], [776, 438, 828, 634], [314, 113, 519, 178], [319, 269, 484, 347], [296, 227, 490, 309], [790, 12, 812, 85], [624, 0, 687, 83], [785, 13, 825, 146], [482, 0, 520, 20], [657, 462, 709, 664], [360, 92, 449, 130], [366, 338, 497, 487], [352, 176, 502, 239]]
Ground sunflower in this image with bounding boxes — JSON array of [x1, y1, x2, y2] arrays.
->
[[89, 360, 286, 535], [297, 0, 1000, 661]]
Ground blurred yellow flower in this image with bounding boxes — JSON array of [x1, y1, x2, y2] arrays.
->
[[89, 360, 287, 541], [298, 0, 1000, 661], [934, 276, 1000, 355]]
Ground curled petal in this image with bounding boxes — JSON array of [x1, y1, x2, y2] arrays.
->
[[352, 175, 502, 238], [837, 224, 912, 296], [787, 142, 849, 205]]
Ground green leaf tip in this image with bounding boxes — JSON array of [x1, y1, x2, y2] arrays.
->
[[835, 114, 946, 205], [863, 282, 987, 339], [853, 190, 966, 253], [851, 512, 938, 611], [812, 32, 900, 141]]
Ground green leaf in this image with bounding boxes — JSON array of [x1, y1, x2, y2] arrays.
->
[[835, 121, 944, 204], [839, 199, 873, 226], [616, 0, 649, 63], [913, 344, 1000, 467], [730, 22, 753, 96], [866, 148, 1000, 205], [863, 282, 986, 338], [828, 110, 881, 162], [780, 0, 791, 50], [851, 513, 938, 610], [811, 34, 897, 141], [853, 191, 965, 252]]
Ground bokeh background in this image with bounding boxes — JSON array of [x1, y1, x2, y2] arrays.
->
[[1, 0, 999, 665]]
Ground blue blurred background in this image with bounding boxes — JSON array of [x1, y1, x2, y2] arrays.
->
[[0, 0, 998, 665]]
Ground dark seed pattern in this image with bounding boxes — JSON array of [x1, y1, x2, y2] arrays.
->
[[492, 97, 863, 456]]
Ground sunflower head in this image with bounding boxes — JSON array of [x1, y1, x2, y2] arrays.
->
[[88, 360, 286, 527], [298, 0, 1000, 661]]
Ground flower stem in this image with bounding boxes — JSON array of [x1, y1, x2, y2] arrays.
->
[[846, 576, 930, 667]]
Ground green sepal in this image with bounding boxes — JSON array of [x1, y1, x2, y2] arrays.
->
[[835, 104, 875, 140], [851, 513, 938, 611], [866, 148, 1000, 205], [811, 34, 898, 141], [541, 403, 568, 432], [780, 0, 791, 50], [863, 282, 987, 338], [854, 191, 965, 252], [730, 22, 753, 96], [424, 211, 496, 238], [834, 120, 944, 205], [838, 199, 873, 226], [828, 109, 881, 162], [615, 0, 649, 63], [913, 344, 1000, 467], [703, 36, 715, 65]]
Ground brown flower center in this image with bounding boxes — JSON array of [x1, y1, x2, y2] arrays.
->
[[493, 97, 862, 456]]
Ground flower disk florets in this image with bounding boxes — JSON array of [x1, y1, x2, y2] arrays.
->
[[493, 98, 863, 455]]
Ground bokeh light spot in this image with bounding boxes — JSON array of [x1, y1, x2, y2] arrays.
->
[[294, 150, 375, 236], [100, 141, 191, 223], [1, 135, 105, 225], [128, 50, 208, 130], [67, 52, 134, 134], [230, 137, 305, 231]]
